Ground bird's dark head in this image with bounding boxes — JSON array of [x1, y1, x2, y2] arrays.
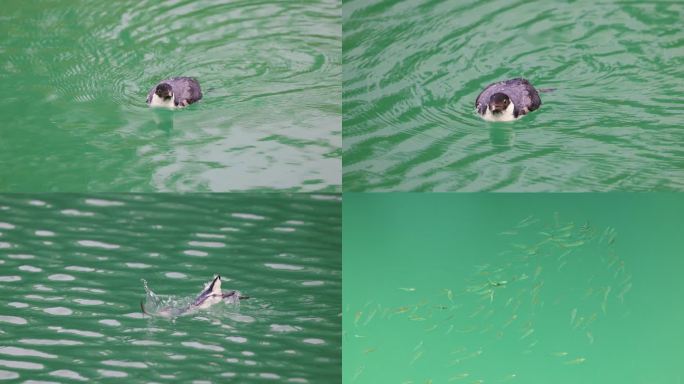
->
[[155, 83, 173, 100], [489, 93, 510, 114]]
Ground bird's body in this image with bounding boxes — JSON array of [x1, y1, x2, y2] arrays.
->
[[475, 78, 541, 122], [147, 77, 202, 108], [191, 275, 243, 309]]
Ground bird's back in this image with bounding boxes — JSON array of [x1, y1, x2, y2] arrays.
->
[[167, 77, 202, 105], [147, 77, 202, 106]]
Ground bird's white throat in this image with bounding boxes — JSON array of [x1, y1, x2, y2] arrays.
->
[[149, 93, 175, 108], [483, 101, 516, 122]]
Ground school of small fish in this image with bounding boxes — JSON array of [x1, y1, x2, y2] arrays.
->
[[346, 214, 631, 383]]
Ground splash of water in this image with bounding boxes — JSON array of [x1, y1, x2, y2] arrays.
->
[[140, 278, 241, 319]]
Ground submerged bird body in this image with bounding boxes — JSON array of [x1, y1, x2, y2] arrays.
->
[[475, 78, 541, 122], [141, 275, 246, 317], [147, 77, 202, 108], [191, 275, 243, 309]]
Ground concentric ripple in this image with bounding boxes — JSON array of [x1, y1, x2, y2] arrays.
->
[[343, 0, 684, 191], [0, 0, 341, 192]]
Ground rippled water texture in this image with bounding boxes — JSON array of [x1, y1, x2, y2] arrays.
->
[[0, 194, 341, 382], [343, 0, 684, 191], [343, 193, 683, 383], [0, 0, 341, 192]]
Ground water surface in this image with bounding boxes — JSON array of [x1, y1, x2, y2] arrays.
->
[[0, 193, 341, 382], [343, 0, 684, 191], [0, 0, 341, 192]]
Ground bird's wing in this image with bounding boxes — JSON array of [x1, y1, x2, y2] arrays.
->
[[192, 292, 209, 306], [508, 83, 541, 116], [146, 86, 156, 104], [527, 85, 542, 112], [171, 78, 202, 105], [184, 78, 203, 102]]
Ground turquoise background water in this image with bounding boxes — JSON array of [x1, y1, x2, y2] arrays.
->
[[0, 193, 341, 382], [343, 0, 684, 191], [0, 0, 341, 192], [344, 193, 683, 383]]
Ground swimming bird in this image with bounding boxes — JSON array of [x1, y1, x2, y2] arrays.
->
[[191, 275, 245, 309], [146, 77, 202, 108], [140, 275, 247, 317], [475, 78, 541, 122]]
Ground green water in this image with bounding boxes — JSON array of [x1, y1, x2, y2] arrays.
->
[[344, 193, 683, 383], [0, 193, 341, 382], [0, 0, 341, 192], [343, 0, 684, 191]]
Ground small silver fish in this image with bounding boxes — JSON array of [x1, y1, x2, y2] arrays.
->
[[570, 308, 577, 326], [565, 357, 586, 365], [520, 328, 534, 340]]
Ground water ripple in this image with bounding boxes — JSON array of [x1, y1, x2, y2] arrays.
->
[[18, 339, 83, 346], [264, 263, 304, 271], [73, 299, 104, 306], [0, 359, 43, 370], [231, 213, 266, 220], [303, 338, 326, 345], [8, 254, 35, 260], [126, 263, 151, 269], [84, 198, 125, 207], [48, 327, 104, 338], [43, 307, 73, 316], [101, 360, 148, 369], [60, 209, 95, 217], [183, 250, 208, 257], [165, 272, 187, 279], [50, 369, 88, 381], [0, 370, 19, 380], [0, 316, 27, 325], [0, 347, 56, 359], [182, 341, 224, 352], [343, 0, 684, 191], [98, 369, 128, 378], [226, 336, 248, 344], [0, 0, 341, 192], [270, 324, 302, 333], [48, 274, 75, 281], [187, 241, 225, 248], [99, 319, 121, 327], [76, 240, 120, 249]]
